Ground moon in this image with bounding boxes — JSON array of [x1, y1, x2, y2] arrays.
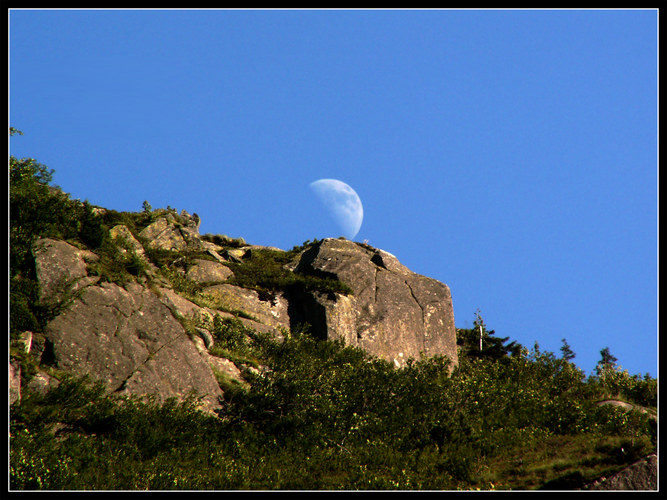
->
[[309, 178, 364, 239]]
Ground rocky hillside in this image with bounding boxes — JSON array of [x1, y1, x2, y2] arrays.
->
[[9, 159, 656, 491], [10, 206, 457, 413]]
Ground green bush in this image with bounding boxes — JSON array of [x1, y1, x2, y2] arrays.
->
[[212, 315, 252, 352], [225, 246, 353, 299], [9, 154, 156, 335], [10, 326, 657, 490]]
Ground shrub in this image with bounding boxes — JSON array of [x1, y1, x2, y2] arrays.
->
[[225, 247, 353, 298], [10, 328, 657, 490]]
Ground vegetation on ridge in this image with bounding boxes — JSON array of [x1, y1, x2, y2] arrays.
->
[[223, 245, 354, 301], [9, 135, 656, 490], [9, 148, 349, 338], [10, 321, 656, 490]]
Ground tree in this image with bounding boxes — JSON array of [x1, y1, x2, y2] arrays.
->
[[598, 347, 618, 368], [456, 311, 522, 362], [595, 346, 618, 378], [474, 309, 484, 352], [559, 338, 576, 361]]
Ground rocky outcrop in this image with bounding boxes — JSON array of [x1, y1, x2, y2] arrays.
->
[[289, 238, 458, 369], [10, 359, 21, 405], [202, 284, 291, 331], [585, 454, 657, 490], [596, 399, 657, 421], [139, 210, 203, 253], [16, 211, 458, 411], [185, 258, 233, 283], [32, 238, 99, 306], [42, 278, 224, 409], [30, 236, 224, 410]]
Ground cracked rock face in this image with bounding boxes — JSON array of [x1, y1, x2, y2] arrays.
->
[[139, 210, 203, 252], [26, 225, 458, 413], [33, 238, 99, 306], [39, 267, 223, 409], [291, 238, 458, 369]]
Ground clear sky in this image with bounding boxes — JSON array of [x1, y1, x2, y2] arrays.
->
[[9, 9, 658, 377]]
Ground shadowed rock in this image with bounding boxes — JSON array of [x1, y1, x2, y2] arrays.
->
[[22, 215, 459, 414], [290, 238, 458, 369], [585, 454, 657, 490]]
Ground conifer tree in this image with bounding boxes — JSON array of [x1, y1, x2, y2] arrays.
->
[[559, 338, 576, 361]]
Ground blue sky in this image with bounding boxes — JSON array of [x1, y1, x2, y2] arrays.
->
[[9, 9, 657, 377]]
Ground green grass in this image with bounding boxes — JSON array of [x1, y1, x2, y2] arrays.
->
[[473, 434, 654, 490]]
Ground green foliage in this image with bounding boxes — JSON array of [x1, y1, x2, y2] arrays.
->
[[212, 315, 253, 352], [201, 233, 246, 248], [11, 324, 656, 490], [10, 156, 78, 274], [456, 311, 522, 362], [10, 156, 105, 336], [9, 153, 160, 336], [592, 368, 657, 408], [158, 265, 204, 296], [85, 237, 149, 285], [560, 338, 576, 361], [595, 346, 619, 377], [10, 274, 42, 336], [225, 246, 353, 299]]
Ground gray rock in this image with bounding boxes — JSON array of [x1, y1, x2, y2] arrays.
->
[[586, 454, 657, 490], [139, 210, 203, 252], [596, 399, 657, 421], [10, 359, 21, 405], [9, 331, 34, 405], [109, 224, 159, 277], [190, 335, 244, 387], [186, 259, 233, 284], [17, 331, 33, 354], [202, 283, 291, 331], [155, 285, 276, 338], [43, 281, 223, 409], [109, 224, 147, 258], [224, 248, 246, 262], [33, 238, 99, 306], [203, 246, 228, 264], [26, 371, 61, 396], [195, 326, 215, 349], [23, 212, 459, 415], [291, 238, 458, 369]]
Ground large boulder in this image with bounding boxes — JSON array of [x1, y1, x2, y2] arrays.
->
[[42, 280, 224, 409], [31, 237, 225, 409], [185, 258, 234, 284], [32, 238, 99, 306], [139, 209, 204, 252], [10, 359, 21, 405], [290, 238, 458, 369], [24, 226, 459, 414]]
